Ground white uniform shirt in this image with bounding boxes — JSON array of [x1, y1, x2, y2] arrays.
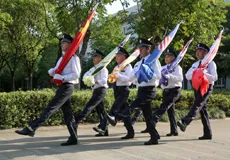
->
[[130, 55, 161, 87], [161, 65, 183, 89], [116, 64, 133, 86], [185, 60, 218, 85], [83, 66, 108, 89], [48, 56, 81, 84]]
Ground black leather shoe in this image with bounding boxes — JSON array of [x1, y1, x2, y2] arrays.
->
[[61, 138, 78, 146], [15, 127, 35, 137], [93, 127, 105, 133], [141, 128, 148, 133], [198, 135, 212, 140], [95, 132, 109, 137], [94, 129, 109, 137], [144, 139, 158, 145], [177, 121, 186, 132], [106, 115, 117, 126], [166, 132, 178, 136], [121, 133, 134, 139]]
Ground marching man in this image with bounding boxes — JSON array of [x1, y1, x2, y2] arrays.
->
[[75, 49, 109, 137], [106, 47, 132, 127], [107, 38, 161, 145], [15, 34, 81, 146], [177, 43, 218, 140], [153, 49, 183, 136]]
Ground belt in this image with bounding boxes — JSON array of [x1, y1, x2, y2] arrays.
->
[[164, 87, 181, 92], [94, 86, 106, 90], [138, 86, 155, 88], [114, 86, 129, 89], [63, 82, 73, 85]]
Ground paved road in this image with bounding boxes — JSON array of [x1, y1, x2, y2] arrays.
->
[[0, 119, 230, 160]]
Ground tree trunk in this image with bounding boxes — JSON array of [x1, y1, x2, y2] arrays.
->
[[28, 70, 33, 90], [80, 30, 91, 60], [56, 43, 62, 63], [10, 70, 15, 91], [183, 76, 188, 90]]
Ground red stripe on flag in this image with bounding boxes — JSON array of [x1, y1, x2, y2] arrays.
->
[[53, 4, 98, 85]]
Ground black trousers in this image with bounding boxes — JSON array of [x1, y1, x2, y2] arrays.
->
[[30, 83, 77, 140], [182, 85, 213, 136], [75, 87, 107, 130], [153, 87, 181, 133], [109, 85, 130, 117], [120, 86, 160, 140]]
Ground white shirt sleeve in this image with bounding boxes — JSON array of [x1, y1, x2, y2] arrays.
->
[[63, 56, 81, 81], [185, 63, 197, 80], [48, 57, 62, 76], [97, 68, 108, 86], [83, 67, 94, 79], [117, 64, 133, 83], [151, 60, 161, 80], [205, 61, 218, 82], [168, 65, 183, 82], [129, 62, 139, 83]]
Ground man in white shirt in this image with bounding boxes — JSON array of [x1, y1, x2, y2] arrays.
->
[[103, 47, 132, 128], [152, 49, 183, 136], [107, 38, 161, 145], [15, 34, 81, 146], [75, 49, 109, 137], [177, 43, 218, 140]]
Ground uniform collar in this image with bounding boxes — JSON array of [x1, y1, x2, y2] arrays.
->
[[94, 64, 100, 68], [141, 54, 150, 61]]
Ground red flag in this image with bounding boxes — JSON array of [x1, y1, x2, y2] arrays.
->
[[53, 3, 99, 85], [192, 68, 209, 96], [192, 29, 223, 96]]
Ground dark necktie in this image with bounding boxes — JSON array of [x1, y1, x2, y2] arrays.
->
[[141, 59, 145, 64], [198, 61, 202, 68]]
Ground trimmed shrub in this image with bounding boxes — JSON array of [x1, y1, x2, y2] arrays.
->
[[0, 88, 229, 129]]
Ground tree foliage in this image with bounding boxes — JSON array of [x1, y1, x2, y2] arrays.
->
[[0, 0, 230, 91]]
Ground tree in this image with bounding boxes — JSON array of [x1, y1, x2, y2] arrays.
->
[[124, 0, 227, 88], [44, 0, 115, 59], [0, 0, 54, 90], [215, 4, 230, 86], [82, 14, 128, 75], [90, 15, 126, 54]]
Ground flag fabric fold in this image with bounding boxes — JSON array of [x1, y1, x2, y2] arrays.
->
[[83, 34, 131, 87], [136, 23, 181, 83], [192, 29, 223, 96], [108, 48, 140, 83], [52, 3, 99, 85], [160, 38, 193, 86]]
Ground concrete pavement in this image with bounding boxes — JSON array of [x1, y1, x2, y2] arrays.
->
[[0, 119, 230, 160]]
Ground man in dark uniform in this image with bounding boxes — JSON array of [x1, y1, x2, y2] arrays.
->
[[107, 38, 161, 145], [153, 49, 183, 136], [76, 49, 109, 137], [177, 43, 218, 140], [15, 34, 81, 146], [104, 47, 132, 129]]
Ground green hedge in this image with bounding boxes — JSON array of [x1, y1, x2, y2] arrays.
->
[[0, 88, 229, 129]]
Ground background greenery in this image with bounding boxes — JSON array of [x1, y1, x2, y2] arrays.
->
[[0, 0, 230, 91]]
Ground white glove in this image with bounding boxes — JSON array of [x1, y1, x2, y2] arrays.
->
[[48, 68, 55, 76], [53, 74, 64, 81]]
